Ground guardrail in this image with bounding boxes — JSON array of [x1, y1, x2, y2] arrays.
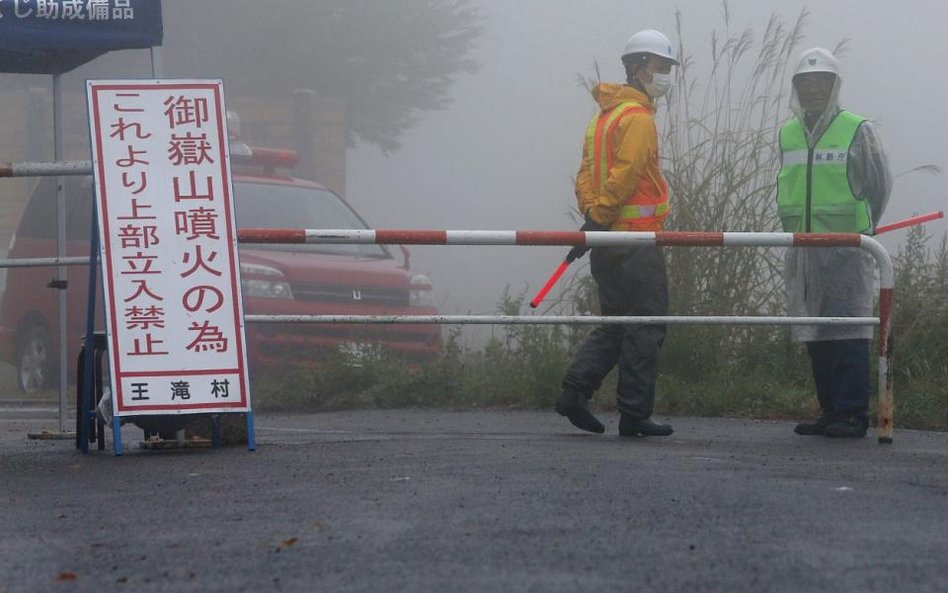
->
[[0, 160, 92, 178], [237, 228, 895, 444]]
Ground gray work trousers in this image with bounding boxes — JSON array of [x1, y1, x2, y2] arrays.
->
[[562, 245, 668, 419]]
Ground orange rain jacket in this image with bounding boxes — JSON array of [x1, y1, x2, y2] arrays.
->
[[575, 83, 670, 231]]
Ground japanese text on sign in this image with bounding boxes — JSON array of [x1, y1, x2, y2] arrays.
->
[[87, 80, 251, 416]]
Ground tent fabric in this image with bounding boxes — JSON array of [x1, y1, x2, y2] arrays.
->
[[0, 0, 162, 74]]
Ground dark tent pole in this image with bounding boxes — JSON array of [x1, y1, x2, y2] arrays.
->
[[151, 46, 163, 78], [53, 64, 69, 433]]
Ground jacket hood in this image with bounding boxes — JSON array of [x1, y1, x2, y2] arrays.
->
[[591, 83, 653, 112]]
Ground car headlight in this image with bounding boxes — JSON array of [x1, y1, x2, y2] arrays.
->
[[240, 262, 294, 299], [409, 274, 435, 308]]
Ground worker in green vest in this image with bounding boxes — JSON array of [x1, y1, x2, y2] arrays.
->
[[776, 47, 892, 438]]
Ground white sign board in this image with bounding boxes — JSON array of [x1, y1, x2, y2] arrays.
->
[[86, 79, 251, 417]]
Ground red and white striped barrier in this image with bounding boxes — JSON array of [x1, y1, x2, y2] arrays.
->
[[238, 228, 895, 444], [240, 227, 860, 245]]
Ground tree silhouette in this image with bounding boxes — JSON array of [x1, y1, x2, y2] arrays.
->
[[162, 0, 482, 152]]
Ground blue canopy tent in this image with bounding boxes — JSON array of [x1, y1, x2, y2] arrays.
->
[[0, 0, 163, 435], [0, 0, 162, 73]]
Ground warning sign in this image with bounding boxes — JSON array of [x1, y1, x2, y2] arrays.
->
[[86, 79, 251, 416]]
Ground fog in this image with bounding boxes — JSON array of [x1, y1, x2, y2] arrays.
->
[[1, 0, 945, 330], [348, 0, 947, 319]]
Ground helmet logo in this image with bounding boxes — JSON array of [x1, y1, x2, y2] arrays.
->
[[808, 57, 817, 65]]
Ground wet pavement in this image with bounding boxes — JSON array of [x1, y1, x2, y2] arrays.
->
[[2, 406, 947, 592]]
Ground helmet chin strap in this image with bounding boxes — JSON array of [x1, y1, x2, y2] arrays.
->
[[629, 76, 646, 93], [626, 63, 647, 93]]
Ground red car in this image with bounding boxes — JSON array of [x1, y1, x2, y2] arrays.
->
[[0, 145, 441, 392]]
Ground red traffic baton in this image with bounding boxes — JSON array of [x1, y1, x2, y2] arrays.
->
[[874, 211, 944, 235], [529, 260, 570, 309], [530, 245, 587, 309]]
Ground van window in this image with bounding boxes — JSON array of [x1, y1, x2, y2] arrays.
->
[[18, 177, 95, 242], [17, 179, 57, 241], [66, 178, 95, 244], [234, 182, 389, 258]]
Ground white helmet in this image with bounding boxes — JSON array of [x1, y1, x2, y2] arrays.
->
[[621, 29, 679, 65], [793, 47, 841, 80]]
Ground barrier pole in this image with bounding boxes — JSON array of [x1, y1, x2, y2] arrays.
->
[[0, 160, 93, 178], [53, 72, 70, 434], [244, 314, 879, 327]]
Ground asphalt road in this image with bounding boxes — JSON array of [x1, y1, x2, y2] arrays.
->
[[2, 406, 947, 593]]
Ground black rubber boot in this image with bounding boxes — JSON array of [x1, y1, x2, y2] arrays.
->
[[794, 412, 836, 436], [618, 415, 673, 437], [824, 415, 868, 438], [555, 391, 605, 434]]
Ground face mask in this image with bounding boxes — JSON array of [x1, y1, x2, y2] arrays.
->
[[644, 72, 672, 98]]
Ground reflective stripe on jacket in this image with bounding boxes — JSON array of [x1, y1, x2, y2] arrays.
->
[[575, 84, 670, 231], [776, 111, 872, 233]]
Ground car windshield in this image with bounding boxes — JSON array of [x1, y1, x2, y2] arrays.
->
[[234, 181, 388, 258]]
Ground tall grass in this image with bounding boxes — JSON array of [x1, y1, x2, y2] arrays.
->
[[658, 7, 805, 386], [889, 227, 948, 428]]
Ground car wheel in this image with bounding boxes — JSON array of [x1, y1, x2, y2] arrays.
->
[[18, 326, 52, 393]]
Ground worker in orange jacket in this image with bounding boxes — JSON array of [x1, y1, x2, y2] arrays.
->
[[555, 29, 678, 437]]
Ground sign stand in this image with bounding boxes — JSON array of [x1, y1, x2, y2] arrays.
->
[[78, 198, 100, 453]]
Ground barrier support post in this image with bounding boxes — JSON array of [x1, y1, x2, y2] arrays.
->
[[877, 287, 895, 444]]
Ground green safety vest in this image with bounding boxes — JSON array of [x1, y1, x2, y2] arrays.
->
[[776, 111, 872, 233]]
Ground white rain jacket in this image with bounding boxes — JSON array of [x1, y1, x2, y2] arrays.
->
[[781, 74, 892, 341]]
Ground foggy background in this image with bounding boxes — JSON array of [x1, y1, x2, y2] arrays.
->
[[1, 0, 944, 331], [347, 0, 945, 321]]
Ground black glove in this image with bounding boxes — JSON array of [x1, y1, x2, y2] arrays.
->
[[567, 213, 609, 262], [580, 211, 610, 232], [565, 245, 587, 263]]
